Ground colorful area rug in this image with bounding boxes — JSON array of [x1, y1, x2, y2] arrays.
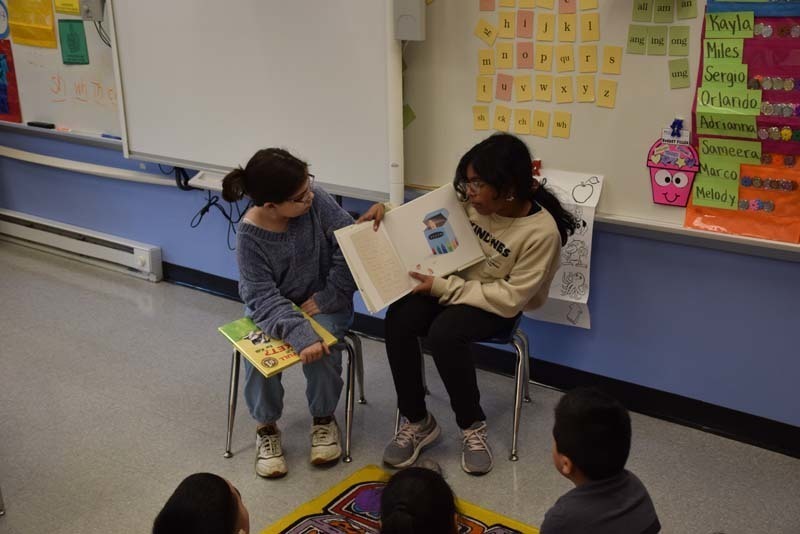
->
[[262, 464, 538, 533]]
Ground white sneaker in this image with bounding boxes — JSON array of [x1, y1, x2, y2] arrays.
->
[[255, 427, 287, 478], [310, 418, 342, 465]]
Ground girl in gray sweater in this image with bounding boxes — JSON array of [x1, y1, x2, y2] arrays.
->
[[222, 148, 356, 479]]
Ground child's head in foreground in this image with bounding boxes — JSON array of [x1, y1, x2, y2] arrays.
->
[[380, 466, 458, 534], [552, 387, 632, 483], [153, 472, 249, 534]]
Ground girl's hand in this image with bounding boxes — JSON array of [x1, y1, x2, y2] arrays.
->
[[299, 341, 330, 364], [409, 271, 434, 295], [300, 296, 320, 316], [356, 203, 386, 231]]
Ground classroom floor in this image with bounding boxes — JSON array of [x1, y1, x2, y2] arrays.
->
[[0, 241, 799, 534]]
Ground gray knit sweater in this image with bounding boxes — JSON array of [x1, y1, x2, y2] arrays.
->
[[237, 186, 356, 352]]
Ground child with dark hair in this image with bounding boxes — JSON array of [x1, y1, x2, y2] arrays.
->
[[153, 473, 249, 534], [380, 467, 458, 534], [222, 148, 357, 478], [358, 133, 576, 475], [541, 387, 661, 534]]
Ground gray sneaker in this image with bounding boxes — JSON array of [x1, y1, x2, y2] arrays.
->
[[461, 421, 493, 475], [383, 413, 441, 468]]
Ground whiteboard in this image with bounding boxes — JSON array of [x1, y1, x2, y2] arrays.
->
[[110, 0, 403, 203], [9, 12, 120, 136], [403, 0, 705, 228]]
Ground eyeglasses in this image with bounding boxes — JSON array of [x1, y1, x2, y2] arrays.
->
[[462, 178, 487, 194], [289, 174, 315, 203]]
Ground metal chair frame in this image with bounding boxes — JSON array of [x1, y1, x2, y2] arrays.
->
[[394, 325, 532, 461], [224, 332, 365, 463]]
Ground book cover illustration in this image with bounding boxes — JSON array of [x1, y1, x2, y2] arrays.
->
[[218, 311, 337, 378], [423, 209, 459, 255]]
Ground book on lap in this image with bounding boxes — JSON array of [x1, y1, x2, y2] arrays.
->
[[218, 309, 337, 378]]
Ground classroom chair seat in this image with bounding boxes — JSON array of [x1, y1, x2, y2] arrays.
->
[[394, 313, 531, 461], [224, 331, 366, 463]]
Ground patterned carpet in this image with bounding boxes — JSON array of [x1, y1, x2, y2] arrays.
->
[[262, 465, 538, 534]]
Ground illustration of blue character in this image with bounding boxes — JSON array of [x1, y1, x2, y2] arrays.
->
[[423, 209, 459, 255]]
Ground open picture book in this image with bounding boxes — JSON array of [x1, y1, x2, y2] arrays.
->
[[218, 309, 337, 378], [335, 184, 485, 313]]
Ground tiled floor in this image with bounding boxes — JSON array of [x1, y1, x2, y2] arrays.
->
[[1, 241, 798, 533]]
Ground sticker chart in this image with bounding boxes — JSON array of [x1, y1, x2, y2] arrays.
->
[[686, 2, 800, 244]]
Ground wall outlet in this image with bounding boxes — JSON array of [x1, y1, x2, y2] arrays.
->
[[80, 0, 105, 22]]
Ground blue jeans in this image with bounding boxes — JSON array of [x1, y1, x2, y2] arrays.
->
[[243, 308, 353, 425]]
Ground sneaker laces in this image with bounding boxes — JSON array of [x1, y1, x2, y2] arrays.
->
[[463, 424, 489, 452], [257, 431, 281, 457], [393, 418, 424, 447], [311, 424, 334, 446]]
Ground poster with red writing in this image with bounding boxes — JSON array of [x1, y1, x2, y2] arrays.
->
[[0, 39, 22, 123]]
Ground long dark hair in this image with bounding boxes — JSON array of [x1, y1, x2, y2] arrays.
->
[[380, 467, 457, 534], [453, 133, 577, 245], [153, 473, 238, 534], [221, 148, 308, 206]]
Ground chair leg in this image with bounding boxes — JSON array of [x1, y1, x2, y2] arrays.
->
[[515, 330, 532, 403], [346, 333, 366, 404], [394, 407, 402, 435], [224, 349, 241, 459], [0, 482, 5, 516], [510, 341, 526, 461], [343, 339, 356, 463]]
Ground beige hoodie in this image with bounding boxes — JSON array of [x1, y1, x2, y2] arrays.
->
[[429, 203, 562, 318]]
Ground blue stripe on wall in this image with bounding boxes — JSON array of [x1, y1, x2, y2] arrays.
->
[[1, 130, 798, 427]]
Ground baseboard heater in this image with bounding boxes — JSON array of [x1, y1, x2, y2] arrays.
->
[[0, 209, 162, 281]]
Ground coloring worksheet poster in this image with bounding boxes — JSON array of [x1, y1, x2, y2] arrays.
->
[[526, 169, 604, 329]]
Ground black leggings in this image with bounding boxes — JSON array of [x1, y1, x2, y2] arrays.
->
[[385, 294, 516, 429]]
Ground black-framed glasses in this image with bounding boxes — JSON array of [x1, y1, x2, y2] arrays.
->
[[289, 174, 315, 203], [462, 178, 487, 194]]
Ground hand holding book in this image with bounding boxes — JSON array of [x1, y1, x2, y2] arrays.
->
[[356, 202, 386, 231], [298, 340, 330, 364], [337, 185, 485, 313]]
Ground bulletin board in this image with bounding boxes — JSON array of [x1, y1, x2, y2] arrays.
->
[[2, 0, 120, 136], [403, 0, 706, 229]]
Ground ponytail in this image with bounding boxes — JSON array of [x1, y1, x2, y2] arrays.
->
[[222, 148, 308, 206], [532, 180, 577, 246], [221, 167, 247, 203]]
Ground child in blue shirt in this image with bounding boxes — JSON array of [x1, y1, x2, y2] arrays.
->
[[222, 148, 356, 478]]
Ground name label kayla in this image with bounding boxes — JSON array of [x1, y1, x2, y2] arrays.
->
[[705, 12, 754, 39]]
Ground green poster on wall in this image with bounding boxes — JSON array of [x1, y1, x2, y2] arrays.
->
[[58, 19, 89, 65]]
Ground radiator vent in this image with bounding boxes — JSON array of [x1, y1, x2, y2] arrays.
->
[[0, 209, 162, 281]]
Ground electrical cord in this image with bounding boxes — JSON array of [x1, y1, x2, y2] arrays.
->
[[175, 167, 194, 190], [93, 21, 111, 47], [158, 164, 174, 175], [190, 190, 249, 250]]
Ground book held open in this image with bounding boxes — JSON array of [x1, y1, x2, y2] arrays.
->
[[335, 184, 485, 313]]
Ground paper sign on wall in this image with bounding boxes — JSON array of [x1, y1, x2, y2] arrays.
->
[[525, 170, 605, 329]]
